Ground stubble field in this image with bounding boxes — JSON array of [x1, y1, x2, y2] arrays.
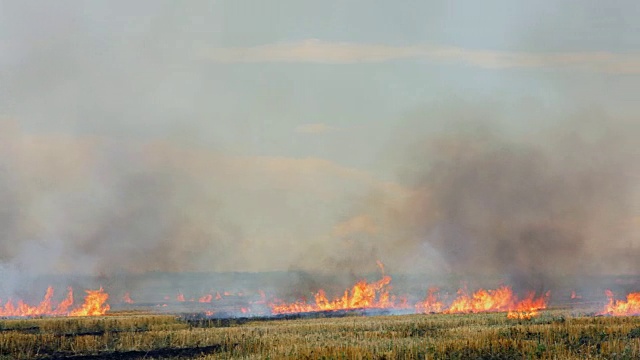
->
[[0, 310, 639, 359]]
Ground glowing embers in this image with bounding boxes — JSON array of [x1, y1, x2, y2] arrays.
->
[[602, 290, 640, 316], [415, 286, 549, 320], [269, 275, 407, 315], [0, 287, 110, 317]]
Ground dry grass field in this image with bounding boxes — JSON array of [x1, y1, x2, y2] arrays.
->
[[0, 311, 638, 359]]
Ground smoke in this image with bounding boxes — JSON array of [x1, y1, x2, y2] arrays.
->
[[0, 127, 244, 279], [0, 122, 401, 286], [367, 111, 640, 290]]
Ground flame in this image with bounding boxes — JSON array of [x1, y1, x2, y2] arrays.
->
[[445, 287, 514, 314], [122, 292, 134, 304], [0, 287, 54, 317], [0, 287, 110, 318], [199, 294, 213, 303], [416, 286, 548, 319], [570, 290, 581, 300], [415, 287, 444, 313], [176, 293, 185, 302], [69, 288, 110, 316], [215, 292, 222, 300], [269, 262, 546, 319], [270, 274, 400, 314], [506, 292, 550, 320], [602, 290, 640, 316], [55, 287, 74, 314]]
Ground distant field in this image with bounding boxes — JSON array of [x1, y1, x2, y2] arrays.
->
[[0, 311, 638, 359]]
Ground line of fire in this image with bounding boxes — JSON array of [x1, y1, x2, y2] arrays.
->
[[1, 263, 638, 319]]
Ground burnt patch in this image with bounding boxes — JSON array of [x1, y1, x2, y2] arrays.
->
[[181, 307, 415, 327], [43, 344, 224, 359]]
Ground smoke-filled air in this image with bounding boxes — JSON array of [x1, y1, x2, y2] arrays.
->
[[0, 1, 639, 318]]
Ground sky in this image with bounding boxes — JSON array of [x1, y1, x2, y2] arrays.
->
[[0, 1, 639, 280]]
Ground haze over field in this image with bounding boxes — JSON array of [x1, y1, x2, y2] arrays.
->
[[0, 1, 639, 297]]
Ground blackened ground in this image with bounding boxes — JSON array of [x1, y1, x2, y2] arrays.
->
[[180, 307, 418, 327], [43, 345, 224, 359]]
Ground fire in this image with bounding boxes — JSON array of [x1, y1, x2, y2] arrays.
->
[[56, 287, 75, 314], [122, 292, 134, 304], [415, 286, 548, 319], [176, 293, 185, 302], [268, 262, 547, 319], [270, 275, 400, 314], [506, 292, 550, 320], [199, 294, 213, 303], [1, 287, 60, 317], [0, 287, 110, 317], [445, 287, 515, 314], [602, 290, 640, 316], [415, 287, 444, 313], [69, 288, 110, 316]]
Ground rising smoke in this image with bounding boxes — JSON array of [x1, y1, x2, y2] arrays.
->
[[356, 113, 640, 291], [0, 129, 244, 277]]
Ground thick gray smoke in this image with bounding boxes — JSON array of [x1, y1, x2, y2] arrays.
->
[[379, 116, 640, 289], [0, 129, 244, 278], [0, 122, 394, 290]]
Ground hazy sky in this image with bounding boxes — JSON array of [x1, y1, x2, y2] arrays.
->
[[2, 1, 639, 174], [0, 1, 639, 276]]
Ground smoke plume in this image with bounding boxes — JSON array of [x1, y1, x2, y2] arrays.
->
[[362, 114, 640, 290]]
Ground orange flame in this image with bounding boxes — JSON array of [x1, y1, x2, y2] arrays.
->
[[416, 286, 548, 319], [69, 288, 110, 316], [270, 274, 401, 314], [602, 290, 640, 316], [198, 294, 213, 303], [506, 292, 550, 319], [176, 293, 185, 302], [0, 287, 110, 318], [445, 287, 514, 314], [55, 287, 74, 314], [415, 287, 444, 313]]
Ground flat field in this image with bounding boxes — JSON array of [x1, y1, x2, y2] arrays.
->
[[0, 311, 638, 359]]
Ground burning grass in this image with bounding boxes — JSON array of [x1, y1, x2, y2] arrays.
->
[[0, 310, 638, 359], [268, 271, 549, 319], [602, 290, 640, 316], [0, 287, 110, 318], [1, 267, 638, 322]]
